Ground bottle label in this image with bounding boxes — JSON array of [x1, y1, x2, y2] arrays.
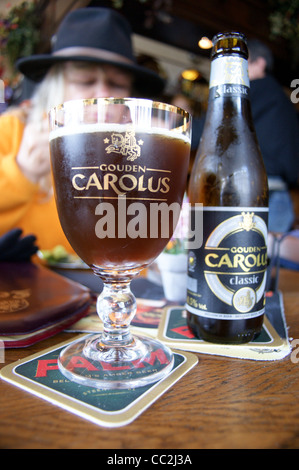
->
[[209, 56, 250, 99], [186, 207, 268, 320]]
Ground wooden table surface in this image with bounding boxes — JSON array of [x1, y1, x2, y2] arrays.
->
[[1, 268, 299, 450]]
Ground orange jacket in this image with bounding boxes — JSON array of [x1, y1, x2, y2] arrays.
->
[[0, 113, 72, 252]]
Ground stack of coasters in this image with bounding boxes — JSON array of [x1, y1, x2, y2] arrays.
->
[[157, 291, 291, 361], [0, 336, 198, 427], [68, 290, 291, 361]]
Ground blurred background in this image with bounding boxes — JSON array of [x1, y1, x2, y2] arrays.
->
[[1, 0, 298, 116], [1, 0, 299, 285]]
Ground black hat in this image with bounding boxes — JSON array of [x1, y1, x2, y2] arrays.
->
[[16, 7, 165, 95]]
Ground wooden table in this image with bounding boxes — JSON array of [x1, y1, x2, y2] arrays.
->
[[1, 268, 299, 450]]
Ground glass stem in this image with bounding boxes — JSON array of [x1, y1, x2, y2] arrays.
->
[[96, 280, 137, 349]]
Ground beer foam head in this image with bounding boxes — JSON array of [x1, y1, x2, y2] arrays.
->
[[49, 122, 191, 144]]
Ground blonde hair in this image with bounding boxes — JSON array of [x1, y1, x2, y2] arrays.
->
[[28, 63, 65, 123]]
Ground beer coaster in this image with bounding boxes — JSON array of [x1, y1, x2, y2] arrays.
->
[[0, 336, 198, 428], [157, 292, 291, 361]]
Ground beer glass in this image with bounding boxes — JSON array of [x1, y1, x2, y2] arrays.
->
[[49, 98, 191, 389]]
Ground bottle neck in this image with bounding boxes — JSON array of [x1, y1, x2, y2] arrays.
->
[[206, 54, 253, 122]]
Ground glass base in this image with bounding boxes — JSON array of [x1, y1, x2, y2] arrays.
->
[[58, 333, 174, 389]]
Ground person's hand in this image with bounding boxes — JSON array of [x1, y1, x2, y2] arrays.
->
[[0, 228, 38, 261], [16, 119, 51, 184]]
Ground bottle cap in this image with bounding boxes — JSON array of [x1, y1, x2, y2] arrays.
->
[[211, 32, 248, 60]]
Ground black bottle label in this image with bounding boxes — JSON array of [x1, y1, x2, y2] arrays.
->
[[186, 207, 268, 320]]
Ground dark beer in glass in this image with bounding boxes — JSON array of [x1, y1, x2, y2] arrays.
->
[[49, 98, 191, 389]]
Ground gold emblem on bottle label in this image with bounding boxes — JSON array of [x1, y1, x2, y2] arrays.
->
[[239, 212, 256, 231], [210, 56, 249, 88], [232, 287, 256, 313], [104, 130, 143, 162]]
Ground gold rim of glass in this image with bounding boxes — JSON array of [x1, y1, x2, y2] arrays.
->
[[50, 97, 190, 119]]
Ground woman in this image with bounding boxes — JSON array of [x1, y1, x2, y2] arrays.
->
[[0, 7, 164, 252]]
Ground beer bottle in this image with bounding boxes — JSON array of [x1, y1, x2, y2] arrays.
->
[[186, 32, 269, 344]]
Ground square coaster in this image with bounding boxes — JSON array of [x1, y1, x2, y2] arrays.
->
[[0, 336, 198, 428], [157, 294, 291, 361]]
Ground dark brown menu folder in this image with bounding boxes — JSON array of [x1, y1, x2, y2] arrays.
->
[[0, 262, 91, 347]]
